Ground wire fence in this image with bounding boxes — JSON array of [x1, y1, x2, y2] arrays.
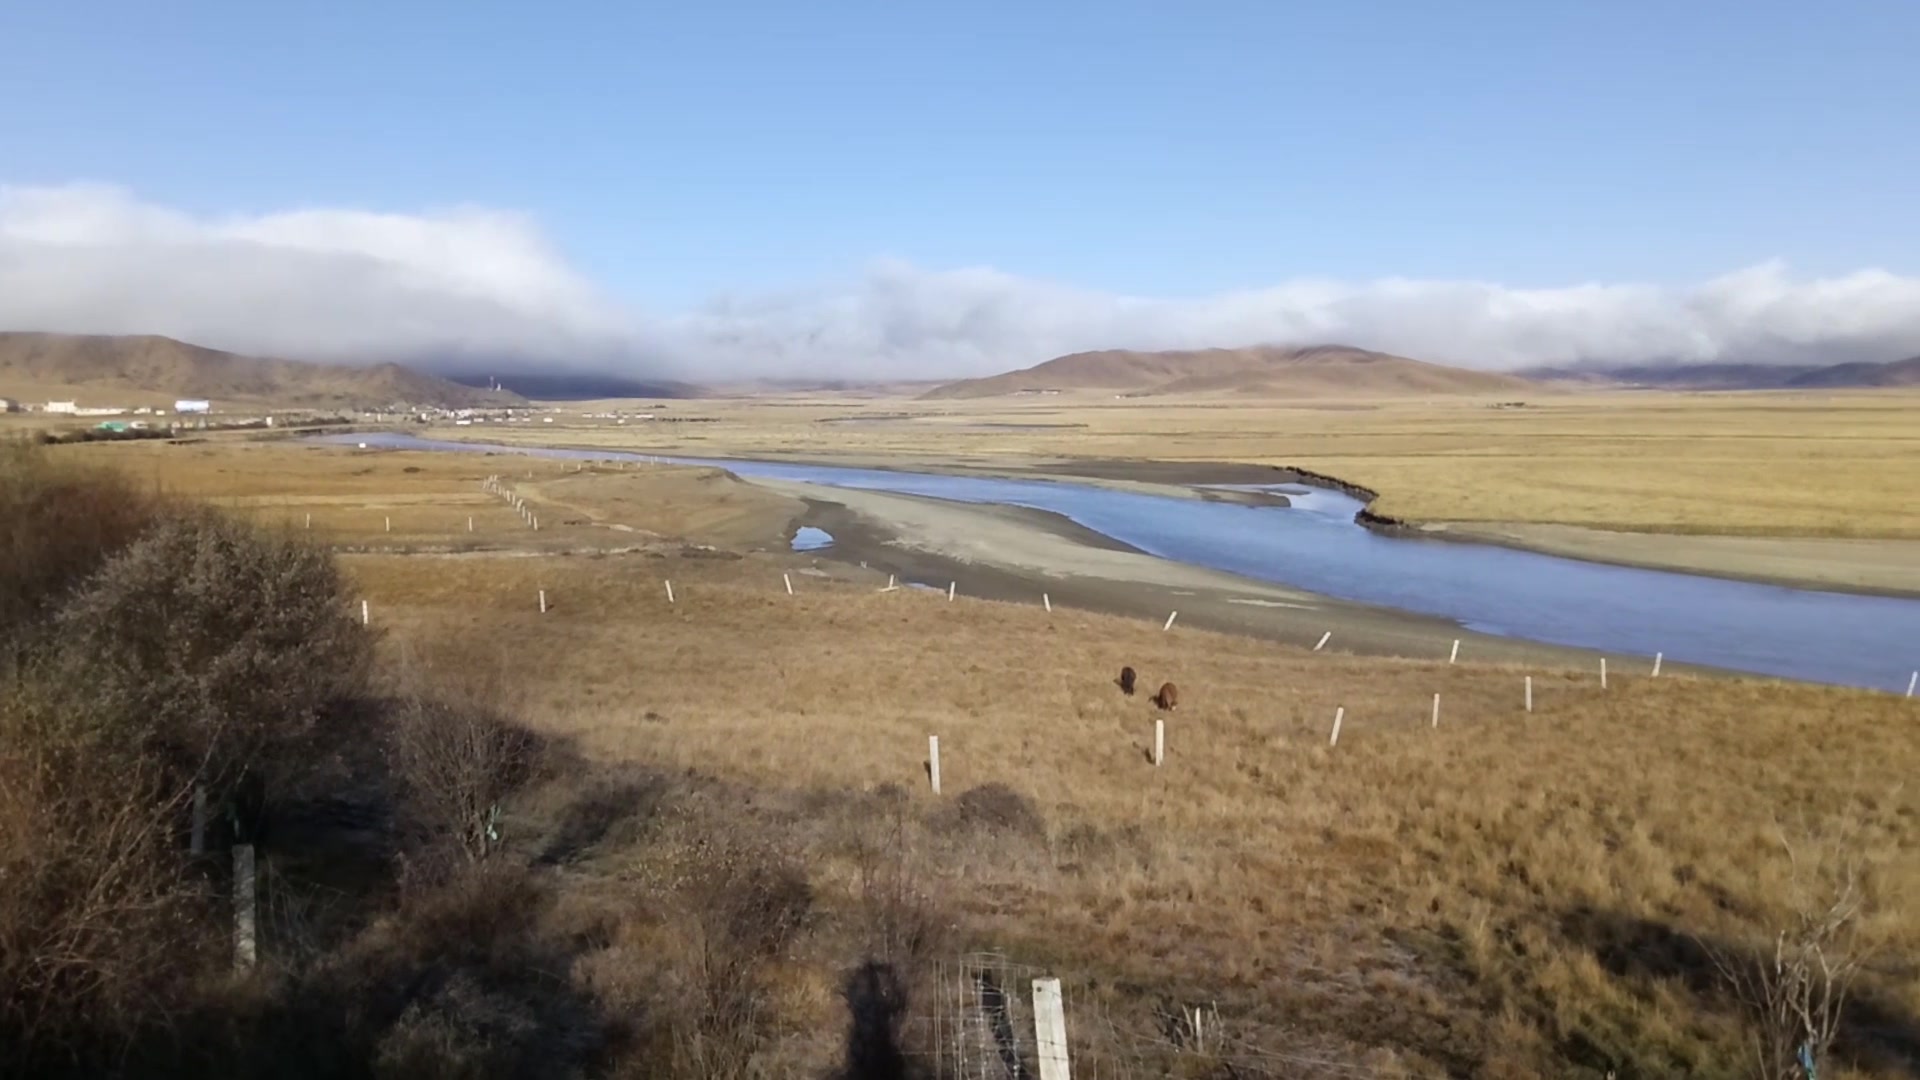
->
[[903, 951, 1411, 1079]]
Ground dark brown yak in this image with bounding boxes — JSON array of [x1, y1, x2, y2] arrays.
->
[[1117, 666, 1137, 696], [1151, 682, 1178, 711]]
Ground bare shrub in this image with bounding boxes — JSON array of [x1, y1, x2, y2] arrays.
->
[[946, 782, 1045, 839], [0, 441, 165, 673], [1711, 832, 1873, 1080], [0, 674, 215, 1075], [850, 800, 949, 974], [645, 832, 814, 1078], [51, 508, 373, 814], [386, 694, 541, 868]]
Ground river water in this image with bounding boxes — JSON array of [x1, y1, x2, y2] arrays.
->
[[312, 433, 1920, 692]]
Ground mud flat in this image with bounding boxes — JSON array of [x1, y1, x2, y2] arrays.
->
[[766, 479, 1681, 674]]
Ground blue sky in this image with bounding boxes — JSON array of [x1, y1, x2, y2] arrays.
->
[[3, 0, 1919, 377]]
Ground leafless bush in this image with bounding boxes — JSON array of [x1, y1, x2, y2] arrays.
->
[[386, 694, 541, 868], [0, 441, 165, 674], [1711, 832, 1872, 1080], [643, 832, 813, 1078], [51, 508, 373, 811], [0, 673, 216, 1074]]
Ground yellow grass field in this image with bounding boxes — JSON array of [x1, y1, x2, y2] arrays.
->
[[53, 434, 1920, 1077], [469, 389, 1920, 538]]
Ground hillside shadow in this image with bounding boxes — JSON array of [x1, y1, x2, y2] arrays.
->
[[1561, 905, 1920, 1077], [535, 768, 674, 867]]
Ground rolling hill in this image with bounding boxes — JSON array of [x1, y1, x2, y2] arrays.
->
[[1520, 356, 1920, 390], [0, 333, 527, 410], [921, 344, 1536, 400]]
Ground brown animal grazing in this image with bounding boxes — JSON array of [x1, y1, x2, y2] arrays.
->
[[1118, 665, 1137, 695], [1151, 682, 1178, 711]]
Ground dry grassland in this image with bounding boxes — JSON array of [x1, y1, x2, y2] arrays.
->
[[488, 390, 1920, 537], [351, 548, 1920, 1076], [51, 435, 1920, 1075], [56, 438, 805, 552]]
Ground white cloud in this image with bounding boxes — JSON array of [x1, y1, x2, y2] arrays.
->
[[5, 183, 1920, 382], [0, 183, 646, 374]]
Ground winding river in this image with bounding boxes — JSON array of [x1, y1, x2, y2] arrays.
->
[[313, 433, 1920, 692]]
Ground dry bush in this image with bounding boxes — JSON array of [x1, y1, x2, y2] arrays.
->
[[635, 830, 815, 1078], [50, 508, 373, 818], [387, 694, 542, 869], [943, 782, 1046, 840], [1711, 831, 1874, 1080], [0, 440, 165, 672], [0, 673, 216, 1076], [381, 642, 545, 877]]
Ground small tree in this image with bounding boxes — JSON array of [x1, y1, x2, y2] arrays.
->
[[1714, 833, 1870, 1080], [51, 509, 373, 822], [0, 441, 164, 676]]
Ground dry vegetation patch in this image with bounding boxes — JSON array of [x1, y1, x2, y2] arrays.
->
[[348, 547, 1920, 1076]]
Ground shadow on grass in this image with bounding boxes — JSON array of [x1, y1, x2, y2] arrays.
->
[[834, 960, 915, 1080], [1561, 905, 1920, 1078]]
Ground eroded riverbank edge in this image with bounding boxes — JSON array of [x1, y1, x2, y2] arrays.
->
[[769, 481, 1720, 679]]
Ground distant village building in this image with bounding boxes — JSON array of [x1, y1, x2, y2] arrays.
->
[[46, 400, 79, 414], [174, 399, 212, 415], [0, 397, 18, 413]]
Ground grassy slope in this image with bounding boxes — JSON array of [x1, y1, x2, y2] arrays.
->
[[66, 436, 1920, 1077]]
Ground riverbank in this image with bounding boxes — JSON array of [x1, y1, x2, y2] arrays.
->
[[694, 446, 1920, 599], [767, 479, 1690, 676]]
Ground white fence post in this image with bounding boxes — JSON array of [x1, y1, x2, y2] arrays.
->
[[467, 516, 473, 532], [1652, 652, 1663, 678], [1153, 719, 1165, 766], [1329, 706, 1344, 747], [1431, 693, 1440, 728], [1043, 593, 1051, 612], [664, 580, 674, 604], [1601, 658, 1608, 689], [1907, 671, 1916, 698], [539, 589, 547, 614], [1033, 977, 1072, 1080], [384, 516, 391, 533], [1449, 638, 1460, 664], [948, 581, 956, 602], [1314, 631, 1332, 651], [1525, 676, 1533, 713], [361, 599, 369, 626], [234, 844, 257, 971], [1163, 611, 1178, 631], [304, 513, 311, 530], [928, 735, 941, 795], [784, 573, 793, 596]]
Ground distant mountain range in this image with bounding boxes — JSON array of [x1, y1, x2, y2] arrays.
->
[[922, 344, 1537, 400], [1520, 356, 1920, 390], [0, 333, 527, 410]]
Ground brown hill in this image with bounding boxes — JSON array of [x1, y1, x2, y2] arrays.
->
[[0, 332, 527, 410], [922, 344, 1534, 400]]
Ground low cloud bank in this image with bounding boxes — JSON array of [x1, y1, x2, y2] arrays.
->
[[6, 183, 1919, 380]]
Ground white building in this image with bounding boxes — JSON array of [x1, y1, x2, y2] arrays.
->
[[174, 399, 212, 415], [0, 397, 18, 413], [46, 400, 78, 414]]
